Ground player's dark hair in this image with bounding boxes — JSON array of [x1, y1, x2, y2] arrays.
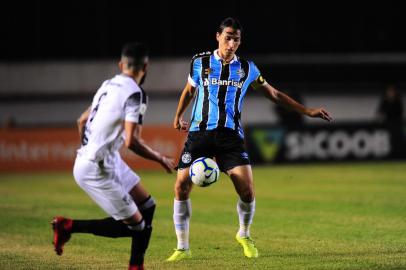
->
[[217, 17, 243, 34], [121, 42, 149, 71]]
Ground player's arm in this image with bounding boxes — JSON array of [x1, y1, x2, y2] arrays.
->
[[173, 82, 197, 131], [77, 106, 91, 139], [256, 82, 333, 122], [124, 121, 174, 173]]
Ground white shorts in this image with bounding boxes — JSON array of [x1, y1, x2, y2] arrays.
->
[[73, 152, 140, 220]]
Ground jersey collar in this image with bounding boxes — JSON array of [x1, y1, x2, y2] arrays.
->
[[213, 49, 238, 64], [117, 74, 139, 88]]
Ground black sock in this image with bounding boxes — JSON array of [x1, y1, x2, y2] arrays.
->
[[130, 225, 152, 266], [140, 204, 156, 226], [129, 204, 155, 266], [71, 217, 135, 238]]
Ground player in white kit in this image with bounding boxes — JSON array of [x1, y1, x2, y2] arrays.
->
[[51, 42, 174, 270]]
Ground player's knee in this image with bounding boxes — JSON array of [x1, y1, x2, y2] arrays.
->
[[240, 190, 255, 203], [140, 204, 155, 226], [175, 186, 191, 200], [138, 196, 156, 226], [174, 176, 192, 199]]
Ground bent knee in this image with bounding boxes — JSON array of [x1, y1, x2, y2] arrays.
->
[[174, 184, 191, 200], [174, 175, 192, 200], [239, 190, 255, 203]]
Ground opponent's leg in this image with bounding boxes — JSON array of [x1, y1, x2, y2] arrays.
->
[[128, 183, 156, 269], [228, 165, 258, 258], [51, 212, 143, 256], [52, 157, 144, 256], [167, 168, 193, 261]]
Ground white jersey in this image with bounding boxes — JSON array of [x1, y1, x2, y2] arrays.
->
[[78, 74, 148, 162]]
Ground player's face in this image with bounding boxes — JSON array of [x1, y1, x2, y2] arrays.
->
[[216, 27, 241, 61]]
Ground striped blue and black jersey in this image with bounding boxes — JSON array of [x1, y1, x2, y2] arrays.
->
[[188, 50, 265, 138]]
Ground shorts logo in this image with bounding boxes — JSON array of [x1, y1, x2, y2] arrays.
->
[[181, 152, 192, 164], [122, 194, 133, 206], [241, 152, 249, 159]]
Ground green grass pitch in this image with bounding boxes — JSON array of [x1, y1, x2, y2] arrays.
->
[[0, 162, 405, 269]]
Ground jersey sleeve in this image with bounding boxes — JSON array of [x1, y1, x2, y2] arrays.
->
[[124, 92, 147, 124], [248, 61, 266, 90], [188, 57, 201, 87]]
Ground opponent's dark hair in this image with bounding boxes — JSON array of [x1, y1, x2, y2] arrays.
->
[[217, 17, 243, 34], [121, 42, 149, 70]]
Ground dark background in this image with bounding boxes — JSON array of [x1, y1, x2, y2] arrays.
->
[[1, 1, 405, 92], [1, 1, 405, 59]]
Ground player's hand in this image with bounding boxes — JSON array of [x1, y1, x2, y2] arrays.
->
[[173, 116, 189, 132], [307, 108, 333, 122], [160, 155, 175, 173]]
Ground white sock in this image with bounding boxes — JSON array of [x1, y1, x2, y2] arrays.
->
[[237, 198, 255, 238], [173, 199, 192, 250]]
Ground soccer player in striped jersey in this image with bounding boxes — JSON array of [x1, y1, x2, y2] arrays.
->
[[167, 17, 332, 261], [51, 42, 175, 270]]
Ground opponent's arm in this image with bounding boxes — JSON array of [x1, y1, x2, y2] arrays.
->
[[124, 121, 174, 173], [257, 82, 333, 122], [77, 106, 91, 139], [173, 82, 197, 131]]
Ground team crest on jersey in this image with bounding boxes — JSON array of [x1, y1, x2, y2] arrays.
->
[[237, 68, 245, 78], [181, 152, 192, 164], [204, 68, 212, 75]]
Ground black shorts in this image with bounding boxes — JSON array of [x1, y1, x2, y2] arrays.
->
[[177, 128, 250, 172]]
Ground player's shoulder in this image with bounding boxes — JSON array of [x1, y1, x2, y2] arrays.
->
[[233, 56, 256, 74], [239, 57, 261, 74], [100, 75, 125, 91], [109, 75, 142, 97], [237, 55, 255, 65], [191, 51, 212, 61], [126, 82, 142, 98], [114, 75, 141, 91]]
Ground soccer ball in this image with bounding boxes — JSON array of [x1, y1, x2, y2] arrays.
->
[[189, 157, 220, 187]]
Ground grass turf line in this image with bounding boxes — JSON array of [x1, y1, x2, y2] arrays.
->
[[0, 162, 405, 269]]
